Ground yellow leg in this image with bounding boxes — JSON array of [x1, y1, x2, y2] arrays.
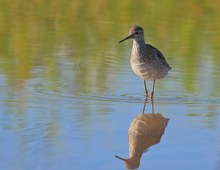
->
[[142, 97, 148, 114], [150, 80, 155, 100], [144, 80, 148, 96], [151, 97, 154, 114]]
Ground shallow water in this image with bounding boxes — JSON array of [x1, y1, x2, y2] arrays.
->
[[0, 1, 220, 170]]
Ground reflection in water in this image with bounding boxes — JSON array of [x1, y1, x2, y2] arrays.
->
[[115, 99, 169, 169]]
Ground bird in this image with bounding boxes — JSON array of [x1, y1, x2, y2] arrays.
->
[[119, 25, 171, 99]]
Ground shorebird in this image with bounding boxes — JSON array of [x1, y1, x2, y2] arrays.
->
[[119, 26, 171, 99]]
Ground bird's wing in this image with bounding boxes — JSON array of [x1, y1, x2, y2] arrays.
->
[[146, 44, 172, 70]]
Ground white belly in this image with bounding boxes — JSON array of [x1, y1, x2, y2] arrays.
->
[[130, 61, 169, 80]]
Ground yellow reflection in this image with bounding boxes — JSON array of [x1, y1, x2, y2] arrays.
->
[[115, 98, 169, 169], [0, 0, 220, 94]]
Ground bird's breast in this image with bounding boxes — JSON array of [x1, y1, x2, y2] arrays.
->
[[130, 56, 169, 80]]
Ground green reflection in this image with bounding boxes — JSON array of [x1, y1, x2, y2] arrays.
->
[[0, 1, 219, 169], [0, 0, 219, 94]]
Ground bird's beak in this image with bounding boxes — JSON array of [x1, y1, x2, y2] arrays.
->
[[118, 33, 135, 43], [114, 155, 127, 161]]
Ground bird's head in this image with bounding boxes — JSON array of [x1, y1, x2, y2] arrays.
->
[[119, 26, 144, 43]]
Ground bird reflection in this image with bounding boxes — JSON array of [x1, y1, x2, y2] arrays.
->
[[115, 98, 169, 169]]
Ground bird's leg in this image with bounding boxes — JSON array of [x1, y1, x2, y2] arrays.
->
[[142, 97, 148, 114], [150, 80, 155, 100], [144, 80, 148, 97], [151, 97, 155, 114]]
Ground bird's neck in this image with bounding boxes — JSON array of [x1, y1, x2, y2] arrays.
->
[[132, 39, 146, 56]]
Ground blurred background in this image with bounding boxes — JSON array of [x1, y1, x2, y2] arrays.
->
[[0, 0, 219, 170]]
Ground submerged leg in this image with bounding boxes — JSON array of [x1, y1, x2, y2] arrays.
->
[[144, 80, 148, 96], [150, 80, 155, 100], [142, 97, 148, 114], [151, 97, 154, 114]]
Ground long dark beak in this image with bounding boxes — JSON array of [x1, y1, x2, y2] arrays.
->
[[114, 155, 127, 161], [118, 33, 134, 43]]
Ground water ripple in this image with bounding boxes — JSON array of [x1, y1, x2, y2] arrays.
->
[[37, 84, 220, 105]]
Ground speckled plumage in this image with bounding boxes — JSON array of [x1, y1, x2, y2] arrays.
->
[[131, 42, 171, 80], [119, 26, 171, 98]]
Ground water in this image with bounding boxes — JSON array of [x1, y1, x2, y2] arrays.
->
[[0, 1, 220, 170]]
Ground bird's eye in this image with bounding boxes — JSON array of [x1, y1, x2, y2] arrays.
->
[[136, 32, 139, 34]]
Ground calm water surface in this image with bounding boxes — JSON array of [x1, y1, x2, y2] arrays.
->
[[0, 1, 220, 170]]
